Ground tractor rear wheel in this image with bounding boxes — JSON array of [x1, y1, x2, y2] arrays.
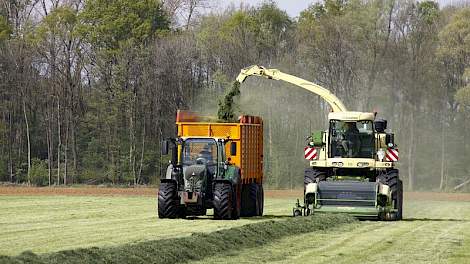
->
[[213, 182, 233, 220], [158, 181, 179, 219]]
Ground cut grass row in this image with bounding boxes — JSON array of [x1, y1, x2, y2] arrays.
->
[[0, 214, 355, 264], [189, 200, 470, 264], [0, 196, 295, 256]]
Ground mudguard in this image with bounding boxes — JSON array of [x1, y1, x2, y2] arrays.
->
[[223, 166, 241, 185]]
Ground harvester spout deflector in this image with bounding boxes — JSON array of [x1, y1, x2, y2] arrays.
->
[[236, 65, 348, 113]]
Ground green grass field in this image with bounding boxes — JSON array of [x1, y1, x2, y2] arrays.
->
[[1, 192, 470, 263], [189, 200, 470, 264], [0, 195, 292, 256]]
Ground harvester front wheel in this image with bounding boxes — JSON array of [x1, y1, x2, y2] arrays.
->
[[396, 179, 403, 220], [378, 169, 403, 221], [304, 168, 326, 186], [213, 182, 233, 220], [304, 168, 325, 207], [158, 181, 179, 219]]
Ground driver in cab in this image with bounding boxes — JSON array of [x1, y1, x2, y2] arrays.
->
[[342, 122, 360, 157]]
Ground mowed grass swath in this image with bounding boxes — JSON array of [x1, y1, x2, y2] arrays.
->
[[1, 211, 354, 264], [0, 193, 294, 256]]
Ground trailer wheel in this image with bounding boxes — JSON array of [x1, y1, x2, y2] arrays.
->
[[241, 183, 259, 217], [213, 182, 232, 220], [158, 181, 179, 219], [231, 183, 241, 220], [258, 185, 264, 216]]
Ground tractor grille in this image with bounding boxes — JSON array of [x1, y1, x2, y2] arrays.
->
[[317, 181, 377, 207]]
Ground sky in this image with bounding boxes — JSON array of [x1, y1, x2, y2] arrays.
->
[[217, 0, 467, 18]]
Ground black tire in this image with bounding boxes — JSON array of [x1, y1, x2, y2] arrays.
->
[[158, 182, 179, 219], [241, 183, 259, 217], [304, 168, 326, 205], [258, 185, 264, 216], [396, 179, 403, 220], [213, 182, 232, 220], [378, 169, 402, 221], [304, 168, 326, 187], [231, 184, 241, 220]]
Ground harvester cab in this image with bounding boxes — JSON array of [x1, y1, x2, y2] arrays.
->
[[236, 65, 403, 221]]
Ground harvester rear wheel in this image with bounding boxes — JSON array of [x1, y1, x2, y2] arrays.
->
[[158, 181, 179, 219], [213, 182, 233, 220]]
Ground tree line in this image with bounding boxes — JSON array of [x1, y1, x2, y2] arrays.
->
[[1, 0, 470, 191]]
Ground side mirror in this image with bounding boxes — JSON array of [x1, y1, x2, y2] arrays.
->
[[375, 119, 387, 133], [310, 131, 324, 147], [230, 142, 237, 156], [171, 143, 178, 166], [162, 140, 169, 155]]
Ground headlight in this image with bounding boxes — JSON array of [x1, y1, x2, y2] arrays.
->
[[332, 162, 343, 167], [377, 149, 385, 162]]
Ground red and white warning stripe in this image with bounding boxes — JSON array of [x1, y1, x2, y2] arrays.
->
[[385, 148, 399, 162], [304, 147, 318, 160]]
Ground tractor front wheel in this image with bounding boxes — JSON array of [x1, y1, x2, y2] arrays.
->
[[158, 181, 179, 219]]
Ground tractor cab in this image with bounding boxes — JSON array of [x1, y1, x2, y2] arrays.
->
[[161, 136, 237, 216]]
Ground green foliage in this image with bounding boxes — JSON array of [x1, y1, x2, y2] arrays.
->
[[418, 1, 439, 25], [437, 8, 470, 61], [0, 158, 7, 181], [455, 85, 470, 108], [196, 2, 291, 71], [30, 159, 48, 186], [77, 0, 169, 51], [0, 15, 11, 41], [34, 6, 78, 44]]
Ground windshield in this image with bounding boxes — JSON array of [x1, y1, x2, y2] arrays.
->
[[181, 139, 217, 166], [329, 120, 375, 158]]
